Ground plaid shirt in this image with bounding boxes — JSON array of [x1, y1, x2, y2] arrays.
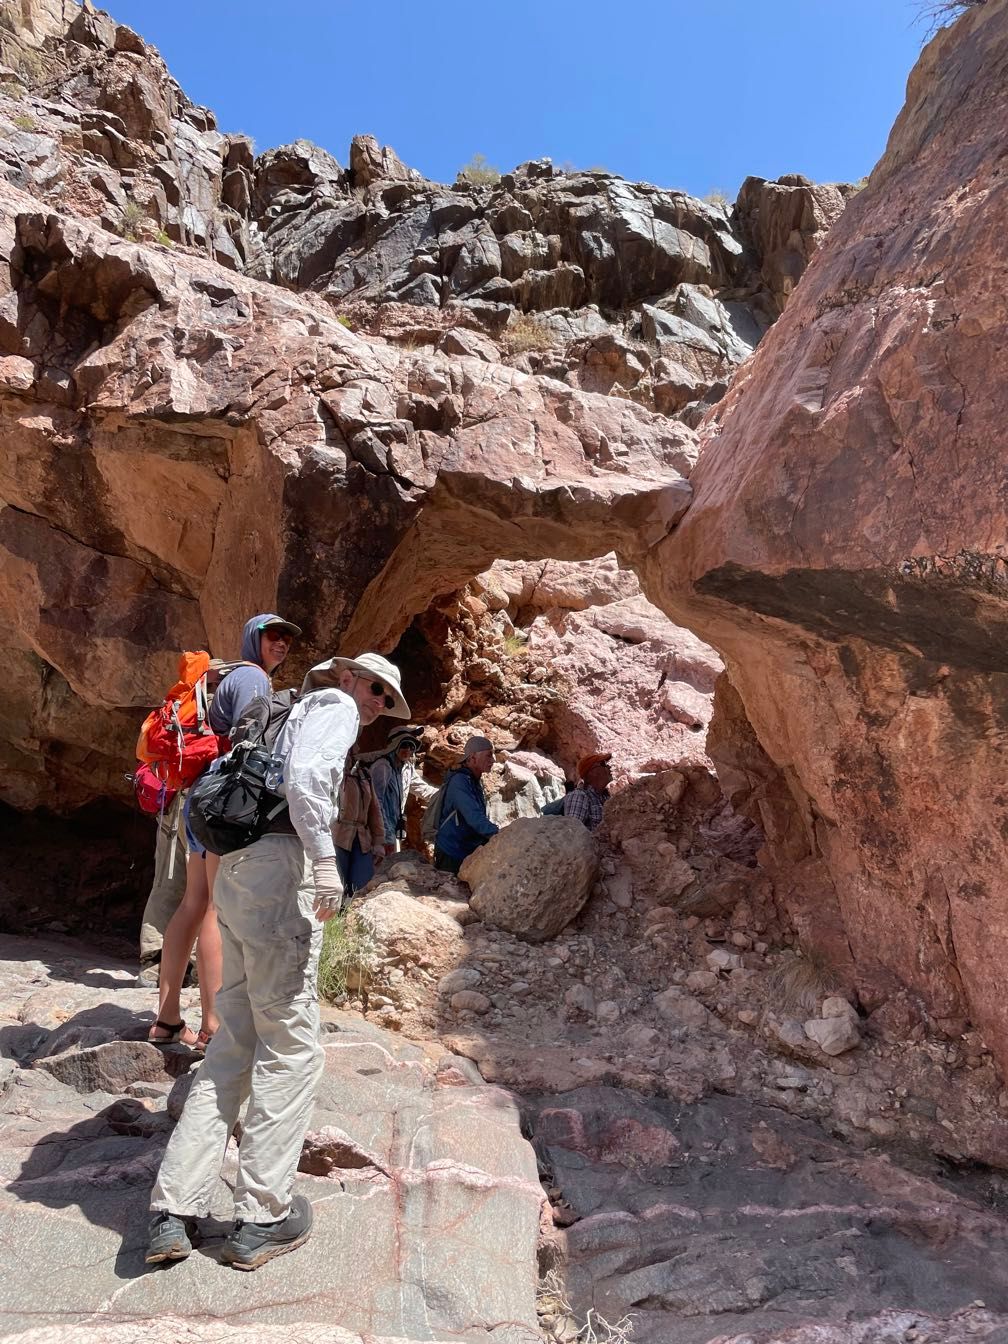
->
[[562, 783, 608, 832]]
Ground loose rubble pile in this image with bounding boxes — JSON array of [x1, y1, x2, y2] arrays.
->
[[347, 774, 1008, 1177]]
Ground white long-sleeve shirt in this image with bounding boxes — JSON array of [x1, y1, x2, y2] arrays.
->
[[274, 688, 360, 862]]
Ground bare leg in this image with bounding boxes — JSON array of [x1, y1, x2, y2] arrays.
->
[[195, 853, 222, 1040], [149, 852, 208, 1044]]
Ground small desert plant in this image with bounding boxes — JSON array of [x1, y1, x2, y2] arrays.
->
[[14, 47, 46, 86], [457, 152, 501, 187], [502, 313, 554, 354], [317, 909, 374, 1001], [12, 113, 35, 131], [702, 188, 731, 210], [153, 228, 172, 246], [118, 199, 145, 241], [537, 1266, 634, 1344], [916, 0, 985, 35], [502, 631, 529, 656], [336, 313, 354, 331]]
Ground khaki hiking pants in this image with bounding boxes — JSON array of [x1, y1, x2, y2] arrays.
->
[[150, 833, 324, 1223], [138, 792, 188, 964]]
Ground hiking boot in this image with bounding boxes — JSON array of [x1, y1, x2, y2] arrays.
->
[[221, 1194, 313, 1270], [145, 1211, 193, 1264]]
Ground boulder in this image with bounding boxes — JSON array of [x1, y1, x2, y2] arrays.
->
[[461, 816, 598, 942], [32, 1040, 193, 1094], [352, 889, 463, 970], [804, 1015, 861, 1057]]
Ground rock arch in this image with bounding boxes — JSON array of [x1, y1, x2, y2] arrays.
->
[[3, 0, 1008, 1076]]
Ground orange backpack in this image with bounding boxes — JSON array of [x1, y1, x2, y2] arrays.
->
[[136, 651, 228, 793]]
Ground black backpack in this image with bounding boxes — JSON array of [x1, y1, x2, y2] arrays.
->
[[186, 690, 298, 856]]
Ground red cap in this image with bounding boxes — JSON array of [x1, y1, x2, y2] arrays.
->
[[577, 752, 612, 779]]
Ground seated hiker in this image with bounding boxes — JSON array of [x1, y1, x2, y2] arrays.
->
[[432, 735, 500, 877], [369, 725, 434, 852], [333, 747, 387, 902], [562, 752, 612, 832], [148, 614, 300, 1049]]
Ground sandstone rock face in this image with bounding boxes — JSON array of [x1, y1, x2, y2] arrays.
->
[[461, 816, 598, 941], [648, 0, 1008, 1070]]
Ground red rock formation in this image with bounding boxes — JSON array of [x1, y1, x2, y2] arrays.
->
[[648, 0, 1008, 1066]]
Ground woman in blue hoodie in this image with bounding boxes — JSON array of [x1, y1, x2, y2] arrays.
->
[[148, 613, 300, 1049]]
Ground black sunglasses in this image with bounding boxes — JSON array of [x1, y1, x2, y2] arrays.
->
[[359, 676, 395, 710]]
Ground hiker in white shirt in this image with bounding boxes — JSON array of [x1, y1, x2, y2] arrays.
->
[[147, 652, 409, 1271]]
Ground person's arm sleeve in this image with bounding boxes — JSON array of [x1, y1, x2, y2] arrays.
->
[[453, 778, 499, 838], [563, 790, 592, 828], [284, 700, 358, 862], [369, 758, 396, 845], [409, 775, 438, 803]]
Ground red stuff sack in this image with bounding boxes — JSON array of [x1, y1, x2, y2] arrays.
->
[[132, 763, 177, 816]]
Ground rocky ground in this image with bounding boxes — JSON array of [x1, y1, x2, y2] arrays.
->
[[5, 903, 1008, 1344]]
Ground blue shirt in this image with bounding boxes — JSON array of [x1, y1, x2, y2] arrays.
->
[[434, 767, 498, 861], [208, 664, 270, 736]]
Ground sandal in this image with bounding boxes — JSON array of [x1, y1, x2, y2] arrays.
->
[[147, 1018, 198, 1048], [192, 1026, 216, 1056]]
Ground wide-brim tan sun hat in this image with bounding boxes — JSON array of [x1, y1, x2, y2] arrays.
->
[[301, 652, 410, 718]]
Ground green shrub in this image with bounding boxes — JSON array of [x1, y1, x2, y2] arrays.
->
[[336, 313, 354, 331], [12, 113, 35, 131], [154, 228, 172, 246], [318, 910, 374, 1001], [457, 152, 501, 187], [503, 631, 529, 656], [118, 199, 145, 241]]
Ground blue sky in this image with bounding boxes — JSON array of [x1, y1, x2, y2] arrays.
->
[[107, 1, 931, 196]]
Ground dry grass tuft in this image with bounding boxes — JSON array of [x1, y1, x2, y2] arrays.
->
[[501, 314, 554, 355], [767, 951, 841, 1018]]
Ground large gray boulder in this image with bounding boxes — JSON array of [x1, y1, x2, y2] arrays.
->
[[460, 815, 598, 941]]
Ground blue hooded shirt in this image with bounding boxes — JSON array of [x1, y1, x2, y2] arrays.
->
[[207, 613, 281, 735]]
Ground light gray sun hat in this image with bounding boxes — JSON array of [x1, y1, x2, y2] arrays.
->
[[462, 734, 494, 760], [300, 652, 410, 718]]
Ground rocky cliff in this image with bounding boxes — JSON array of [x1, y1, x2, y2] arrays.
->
[[0, 0, 1003, 1135], [0, 0, 850, 816], [648, 0, 1008, 1070]]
